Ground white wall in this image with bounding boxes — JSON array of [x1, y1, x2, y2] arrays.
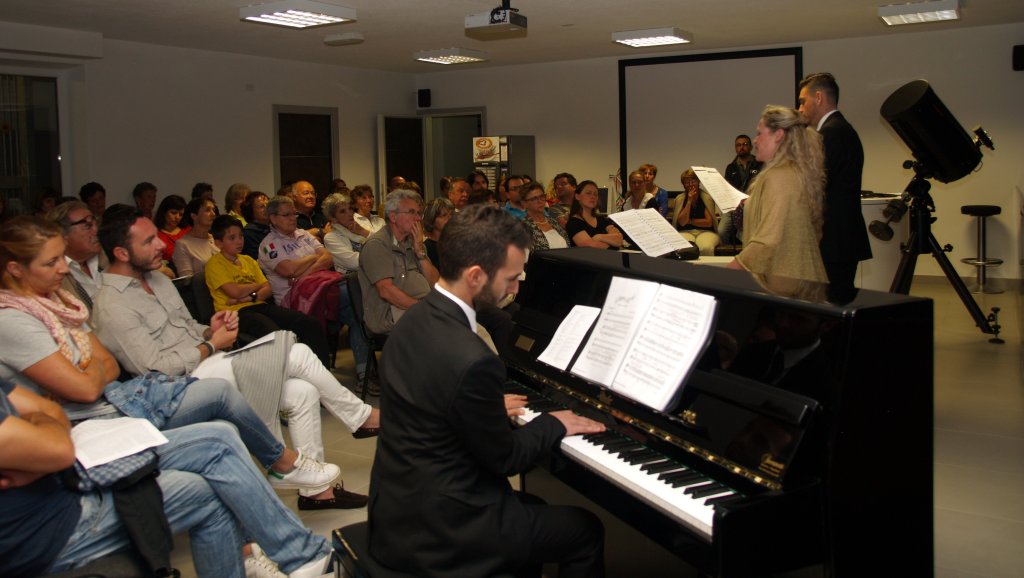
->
[[69, 39, 416, 204], [417, 23, 1024, 279]]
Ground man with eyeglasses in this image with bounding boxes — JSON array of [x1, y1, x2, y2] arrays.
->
[[48, 201, 108, 311], [502, 175, 527, 220], [357, 189, 439, 335]]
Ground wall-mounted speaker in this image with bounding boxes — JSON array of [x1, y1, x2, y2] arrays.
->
[[1013, 45, 1023, 71], [417, 89, 431, 108]]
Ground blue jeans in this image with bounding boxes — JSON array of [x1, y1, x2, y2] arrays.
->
[[164, 377, 285, 469], [338, 282, 369, 376]]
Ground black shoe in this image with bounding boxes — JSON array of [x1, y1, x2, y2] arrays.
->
[[352, 426, 379, 439], [297, 483, 368, 510]]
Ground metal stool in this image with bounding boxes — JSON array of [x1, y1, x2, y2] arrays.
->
[[960, 205, 1003, 294]]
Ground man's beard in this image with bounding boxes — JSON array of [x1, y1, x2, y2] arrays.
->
[[128, 247, 160, 274]]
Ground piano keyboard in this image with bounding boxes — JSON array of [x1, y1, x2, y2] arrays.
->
[[511, 389, 743, 540]]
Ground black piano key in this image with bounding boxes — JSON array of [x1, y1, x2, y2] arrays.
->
[[583, 432, 617, 443], [624, 450, 662, 465], [691, 485, 730, 498], [670, 475, 709, 488], [683, 482, 720, 496], [642, 461, 682, 474], [601, 439, 641, 451], [659, 469, 700, 483], [529, 401, 560, 412], [612, 446, 648, 458], [704, 493, 742, 506]]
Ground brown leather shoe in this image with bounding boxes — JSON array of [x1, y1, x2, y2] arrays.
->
[[297, 483, 368, 510]]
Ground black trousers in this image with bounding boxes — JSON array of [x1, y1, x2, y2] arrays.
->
[[512, 492, 606, 578], [237, 303, 331, 367]]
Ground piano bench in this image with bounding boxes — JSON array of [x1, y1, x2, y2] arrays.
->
[[332, 522, 417, 578], [714, 243, 742, 256]]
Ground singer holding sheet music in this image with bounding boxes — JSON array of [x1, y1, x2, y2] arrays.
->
[[730, 106, 828, 283]]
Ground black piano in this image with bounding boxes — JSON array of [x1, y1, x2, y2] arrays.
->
[[504, 248, 933, 577]]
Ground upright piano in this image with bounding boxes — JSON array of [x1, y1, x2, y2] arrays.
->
[[504, 248, 933, 577]]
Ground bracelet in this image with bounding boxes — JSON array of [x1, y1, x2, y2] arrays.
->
[[200, 341, 215, 356]]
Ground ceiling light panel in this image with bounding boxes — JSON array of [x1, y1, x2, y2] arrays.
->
[[414, 48, 488, 65], [240, 0, 356, 29], [878, 0, 960, 26], [612, 27, 692, 48]]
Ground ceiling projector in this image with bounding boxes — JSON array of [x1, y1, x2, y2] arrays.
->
[[465, 8, 527, 40]]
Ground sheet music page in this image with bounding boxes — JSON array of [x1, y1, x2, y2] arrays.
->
[[610, 284, 718, 411], [71, 417, 169, 469], [609, 209, 691, 257], [691, 166, 749, 212], [571, 277, 661, 386], [537, 305, 602, 370]]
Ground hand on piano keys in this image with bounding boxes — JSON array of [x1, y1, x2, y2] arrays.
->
[[550, 410, 606, 436], [504, 393, 529, 418]]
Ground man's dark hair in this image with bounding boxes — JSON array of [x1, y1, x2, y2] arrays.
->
[[799, 72, 839, 105], [98, 204, 144, 261], [735, 134, 752, 142], [467, 189, 496, 206], [438, 204, 529, 283], [78, 182, 105, 202], [210, 214, 243, 241], [132, 181, 156, 200], [553, 172, 577, 187], [191, 182, 214, 200]]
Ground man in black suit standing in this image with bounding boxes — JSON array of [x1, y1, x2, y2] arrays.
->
[[368, 204, 606, 577], [798, 73, 872, 300]]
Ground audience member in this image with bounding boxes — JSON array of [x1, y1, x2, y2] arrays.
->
[[638, 163, 669, 217], [132, 182, 158, 221], [78, 182, 106, 220], [720, 134, 762, 245], [369, 204, 606, 577], [503, 175, 527, 219], [567, 180, 623, 250], [496, 175, 509, 204], [277, 183, 293, 198], [331, 178, 347, 192], [387, 175, 406, 192], [47, 201, 108, 310], [438, 176, 453, 200], [467, 169, 489, 192], [422, 197, 454, 268], [33, 187, 60, 218], [731, 105, 827, 282], [92, 207, 378, 510], [357, 189, 439, 335], [258, 196, 332, 303], [521, 181, 569, 251], [673, 169, 720, 256], [224, 183, 251, 226], [173, 197, 219, 278], [468, 188, 499, 207], [0, 382, 335, 578], [191, 182, 214, 202], [241, 191, 270, 260], [154, 194, 189, 263], [447, 177, 470, 211], [290, 180, 327, 240], [351, 184, 385, 235], [616, 170, 657, 212], [549, 172, 577, 226]]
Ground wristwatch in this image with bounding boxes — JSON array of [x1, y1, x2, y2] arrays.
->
[[249, 291, 258, 303]]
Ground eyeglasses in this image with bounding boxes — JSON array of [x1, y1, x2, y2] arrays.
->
[[524, 195, 545, 203], [68, 215, 97, 229], [395, 209, 423, 217]]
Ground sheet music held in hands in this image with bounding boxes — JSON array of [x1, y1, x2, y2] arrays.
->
[[691, 166, 748, 212], [608, 208, 691, 257], [537, 276, 718, 412]]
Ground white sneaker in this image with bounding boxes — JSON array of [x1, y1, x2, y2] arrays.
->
[[267, 451, 340, 490], [245, 543, 286, 578], [288, 553, 331, 578]]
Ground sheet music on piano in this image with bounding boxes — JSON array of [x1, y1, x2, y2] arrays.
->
[[537, 276, 718, 412], [608, 208, 691, 257]]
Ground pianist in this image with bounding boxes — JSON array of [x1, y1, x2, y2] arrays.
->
[[369, 204, 607, 578]]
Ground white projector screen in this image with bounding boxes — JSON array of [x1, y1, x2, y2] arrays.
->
[[619, 48, 803, 196]]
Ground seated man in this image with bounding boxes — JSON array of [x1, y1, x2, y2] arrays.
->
[[93, 206, 378, 511], [369, 204, 606, 577], [0, 382, 332, 578], [290, 180, 328, 241], [47, 200, 108, 311], [357, 188, 439, 335]]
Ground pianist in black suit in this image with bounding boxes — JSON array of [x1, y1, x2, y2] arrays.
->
[[368, 204, 607, 578]]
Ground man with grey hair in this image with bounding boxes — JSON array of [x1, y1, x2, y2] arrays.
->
[[358, 189, 439, 335], [48, 200, 108, 310]]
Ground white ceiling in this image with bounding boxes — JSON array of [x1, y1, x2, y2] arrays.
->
[[0, 0, 1022, 74]]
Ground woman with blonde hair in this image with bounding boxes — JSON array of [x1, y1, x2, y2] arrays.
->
[[731, 105, 827, 282], [673, 169, 720, 256]]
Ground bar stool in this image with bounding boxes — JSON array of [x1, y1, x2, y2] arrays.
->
[[960, 205, 1003, 294]]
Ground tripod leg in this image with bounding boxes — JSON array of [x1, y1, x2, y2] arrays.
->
[[926, 233, 996, 336], [890, 232, 920, 294]]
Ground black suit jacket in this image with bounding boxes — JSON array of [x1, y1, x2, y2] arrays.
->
[[818, 111, 872, 264], [368, 290, 566, 577]]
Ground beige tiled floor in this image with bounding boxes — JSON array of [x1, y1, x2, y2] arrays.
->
[[171, 275, 1023, 577]]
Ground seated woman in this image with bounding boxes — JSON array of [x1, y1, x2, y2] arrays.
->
[[155, 194, 189, 264], [0, 216, 339, 492], [673, 169, 721, 256], [224, 183, 250, 227], [421, 197, 454, 268], [520, 181, 569, 251], [173, 197, 219, 278], [240, 191, 270, 260], [615, 170, 657, 213], [206, 214, 332, 366], [730, 105, 828, 282], [566, 180, 624, 250], [351, 184, 385, 238]]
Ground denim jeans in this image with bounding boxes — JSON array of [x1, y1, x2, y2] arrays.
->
[[338, 282, 369, 376], [163, 377, 286, 469]]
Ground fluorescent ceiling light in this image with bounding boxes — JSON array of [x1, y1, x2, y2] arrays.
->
[[414, 48, 488, 65], [612, 27, 691, 48], [240, 0, 356, 29], [878, 0, 959, 26]]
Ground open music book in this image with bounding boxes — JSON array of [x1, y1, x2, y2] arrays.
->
[[690, 166, 748, 212], [608, 208, 691, 257], [538, 276, 718, 412]]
